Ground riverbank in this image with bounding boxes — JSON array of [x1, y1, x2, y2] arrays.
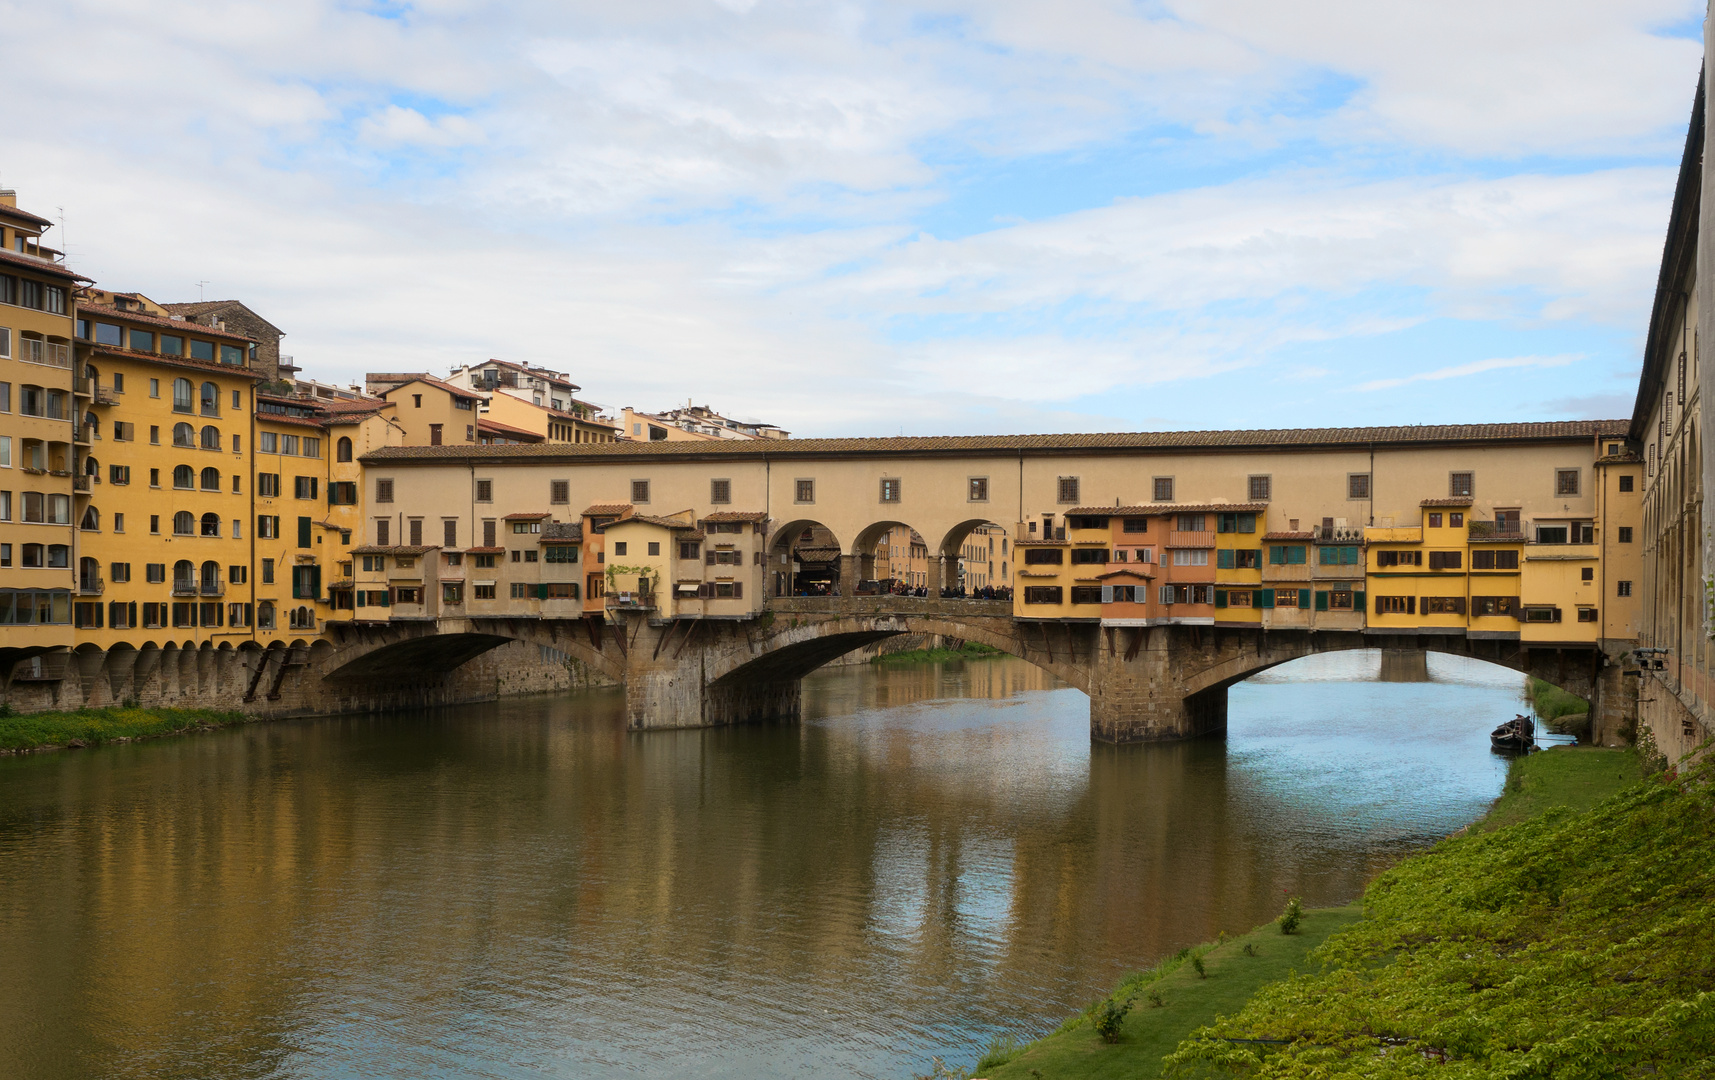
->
[[976, 745, 1671, 1079], [0, 705, 254, 754], [874, 642, 1003, 665]]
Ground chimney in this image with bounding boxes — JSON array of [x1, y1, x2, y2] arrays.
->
[[0, 189, 15, 208]]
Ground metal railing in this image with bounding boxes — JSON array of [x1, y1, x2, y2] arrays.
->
[[78, 576, 104, 596], [200, 582, 226, 597]]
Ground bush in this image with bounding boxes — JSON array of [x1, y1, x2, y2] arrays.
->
[[974, 1033, 1022, 1072], [1278, 895, 1304, 935], [1191, 955, 1207, 978], [1092, 997, 1134, 1043]]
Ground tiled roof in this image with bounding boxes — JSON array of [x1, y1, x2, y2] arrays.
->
[[478, 418, 544, 441], [700, 511, 768, 522], [1420, 497, 1475, 507], [614, 514, 701, 531], [1096, 568, 1154, 580], [1069, 502, 1271, 516], [359, 422, 1629, 466], [380, 373, 483, 401], [1263, 531, 1315, 540], [77, 302, 254, 341], [463, 546, 505, 554], [160, 300, 285, 337], [504, 512, 552, 520], [582, 503, 632, 516], [351, 545, 437, 555], [256, 412, 327, 429], [793, 546, 841, 561], [469, 357, 580, 391], [86, 345, 253, 379], [0, 202, 55, 227], [0, 247, 90, 283], [540, 522, 583, 541]]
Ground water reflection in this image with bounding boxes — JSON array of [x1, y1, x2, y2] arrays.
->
[[0, 651, 1531, 1080]]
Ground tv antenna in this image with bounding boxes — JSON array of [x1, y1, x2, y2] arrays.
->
[[196, 280, 210, 301]]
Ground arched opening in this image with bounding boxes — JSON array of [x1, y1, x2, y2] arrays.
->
[[173, 464, 194, 489], [938, 518, 1012, 600], [200, 466, 221, 491], [200, 425, 221, 450], [173, 560, 195, 591], [767, 519, 844, 596], [200, 561, 222, 594], [172, 511, 195, 536], [850, 519, 932, 596], [172, 378, 193, 412], [78, 556, 101, 593], [200, 381, 219, 416], [173, 422, 194, 447], [200, 512, 221, 537], [79, 505, 99, 532], [337, 436, 353, 463], [258, 601, 277, 629]]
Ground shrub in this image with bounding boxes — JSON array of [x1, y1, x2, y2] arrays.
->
[[1191, 955, 1207, 978], [1092, 997, 1133, 1043], [974, 1034, 1021, 1072], [1242, 943, 1257, 957], [1147, 989, 1166, 1008], [1278, 895, 1304, 935]]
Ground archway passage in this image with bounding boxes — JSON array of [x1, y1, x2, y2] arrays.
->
[[767, 519, 844, 598]]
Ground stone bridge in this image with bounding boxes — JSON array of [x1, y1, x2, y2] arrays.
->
[[302, 597, 1636, 743]]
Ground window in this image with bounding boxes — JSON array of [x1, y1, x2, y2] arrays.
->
[[189, 340, 215, 362], [173, 423, 194, 447], [444, 519, 459, 548], [376, 478, 394, 503], [1056, 477, 1080, 504], [258, 473, 279, 497], [550, 480, 569, 504], [201, 466, 221, 491], [631, 479, 651, 504], [1617, 580, 1633, 597], [1522, 606, 1561, 624], [282, 435, 298, 455], [294, 476, 318, 499], [1069, 586, 1102, 605], [173, 511, 194, 535], [374, 519, 390, 546], [1215, 513, 1256, 534], [1618, 474, 1634, 492], [795, 479, 814, 503], [429, 424, 443, 446], [710, 479, 731, 504], [613, 542, 627, 556], [475, 479, 492, 503], [1555, 469, 1580, 497], [1232, 548, 1260, 569], [1070, 548, 1109, 564], [200, 381, 219, 416], [109, 464, 129, 485], [1617, 526, 1633, 543], [258, 515, 280, 539], [1172, 548, 1209, 566], [1023, 586, 1063, 604], [1375, 596, 1412, 614], [1317, 545, 1359, 566], [679, 542, 700, 560], [1267, 545, 1306, 565], [259, 432, 278, 454], [474, 584, 496, 600], [172, 378, 193, 412], [1536, 525, 1568, 545], [1449, 472, 1473, 498], [1427, 513, 1442, 528], [968, 477, 988, 502], [1375, 550, 1423, 568], [1422, 596, 1465, 615], [201, 513, 221, 537], [1152, 477, 1174, 502], [173, 465, 194, 489], [880, 478, 901, 503], [337, 437, 353, 463], [1580, 566, 1594, 583], [1247, 475, 1271, 501], [301, 437, 319, 458], [1023, 548, 1063, 565], [199, 425, 221, 450], [1427, 550, 1462, 570]]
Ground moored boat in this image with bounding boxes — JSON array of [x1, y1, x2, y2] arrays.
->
[[1490, 714, 1536, 753]]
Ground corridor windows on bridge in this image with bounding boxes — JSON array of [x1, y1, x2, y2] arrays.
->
[[879, 477, 901, 503], [550, 480, 569, 504], [1069, 586, 1102, 604], [794, 479, 814, 504], [631, 479, 650, 504], [1449, 471, 1474, 498], [1056, 476, 1079, 504], [1555, 469, 1581, 497], [1375, 595, 1413, 614], [1022, 548, 1063, 565], [710, 478, 731, 504], [1247, 475, 1272, 501], [473, 479, 490, 503], [1023, 585, 1062, 604], [1422, 597, 1465, 615], [1153, 477, 1174, 501], [968, 477, 988, 502]]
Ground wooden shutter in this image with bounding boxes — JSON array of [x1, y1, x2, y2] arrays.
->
[[1314, 590, 1328, 611], [1259, 588, 1275, 609], [1452, 597, 1466, 614], [1407, 596, 1416, 615], [733, 582, 743, 599], [1217, 549, 1233, 569], [1214, 589, 1227, 608], [1100, 585, 1113, 603], [1298, 588, 1310, 609], [483, 520, 496, 547], [298, 516, 312, 548], [409, 519, 422, 546]]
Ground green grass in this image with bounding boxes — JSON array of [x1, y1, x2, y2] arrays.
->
[[971, 746, 1648, 1080], [0, 705, 254, 752], [1477, 744, 1639, 831], [980, 906, 1364, 1079], [1526, 675, 1589, 722], [873, 642, 1003, 665]]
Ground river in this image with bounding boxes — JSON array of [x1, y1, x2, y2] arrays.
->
[[0, 651, 1541, 1079]]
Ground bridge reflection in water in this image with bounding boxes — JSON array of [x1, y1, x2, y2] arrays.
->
[[0, 653, 1527, 1080]]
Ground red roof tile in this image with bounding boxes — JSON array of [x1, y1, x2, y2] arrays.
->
[[700, 511, 768, 523], [504, 512, 552, 520], [582, 503, 632, 516], [77, 302, 254, 341], [0, 202, 55, 227], [0, 247, 89, 283]]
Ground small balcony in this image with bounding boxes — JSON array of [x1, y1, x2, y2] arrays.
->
[[73, 424, 94, 446], [71, 474, 91, 493], [93, 386, 119, 406], [1167, 530, 1215, 549], [172, 581, 198, 597], [78, 575, 104, 596], [74, 377, 93, 398], [200, 581, 226, 597]]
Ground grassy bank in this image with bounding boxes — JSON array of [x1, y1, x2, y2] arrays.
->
[[1526, 675, 1589, 724], [874, 642, 1003, 665], [0, 705, 254, 753], [970, 746, 1669, 1079]]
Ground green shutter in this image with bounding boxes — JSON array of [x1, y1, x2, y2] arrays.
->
[[1319, 545, 1334, 565], [1259, 588, 1275, 609], [1288, 545, 1306, 564], [537, 583, 549, 600], [297, 515, 312, 548], [1354, 589, 1365, 611], [1299, 588, 1310, 608], [310, 565, 322, 600], [1214, 589, 1227, 608], [356, 591, 366, 608], [1216, 514, 1230, 533], [1240, 513, 1256, 533], [1315, 590, 1328, 611], [1344, 546, 1359, 565], [1217, 549, 1234, 569], [1269, 546, 1284, 565]]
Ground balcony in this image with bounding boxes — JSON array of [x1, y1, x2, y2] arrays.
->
[[1167, 530, 1215, 549], [20, 341, 71, 368], [1467, 520, 1524, 541], [606, 590, 656, 611], [172, 581, 198, 597], [93, 386, 119, 406], [73, 425, 94, 446], [200, 582, 226, 597], [71, 474, 91, 493], [74, 377, 93, 398], [78, 576, 104, 596]]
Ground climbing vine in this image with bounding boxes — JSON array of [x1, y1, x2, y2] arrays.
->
[[603, 564, 660, 591]]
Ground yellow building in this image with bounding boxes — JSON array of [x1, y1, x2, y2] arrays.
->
[[0, 189, 81, 674], [72, 291, 257, 647], [958, 523, 1008, 593], [373, 375, 481, 446]]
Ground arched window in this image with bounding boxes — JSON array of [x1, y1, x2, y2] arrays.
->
[[337, 436, 353, 463], [173, 422, 194, 447], [257, 601, 276, 629], [173, 511, 195, 535], [173, 378, 193, 412], [173, 464, 195, 489], [200, 381, 219, 416], [84, 411, 98, 432], [173, 559, 195, 588], [79, 556, 100, 591], [200, 512, 221, 537], [200, 561, 221, 591], [82, 363, 99, 382], [85, 456, 99, 476], [201, 425, 221, 450], [79, 505, 99, 531], [201, 467, 221, 491]]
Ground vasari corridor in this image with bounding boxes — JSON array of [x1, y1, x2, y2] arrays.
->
[[2, 4, 1714, 1079]]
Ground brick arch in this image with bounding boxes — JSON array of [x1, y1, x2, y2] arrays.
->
[[705, 611, 1089, 693], [318, 618, 625, 686]]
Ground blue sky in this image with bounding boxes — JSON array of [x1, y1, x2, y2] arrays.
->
[[3, 0, 1703, 436]]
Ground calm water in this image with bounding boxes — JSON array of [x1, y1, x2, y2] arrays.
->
[[0, 652, 1536, 1079]]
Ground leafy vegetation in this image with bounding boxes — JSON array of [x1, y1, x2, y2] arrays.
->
[[872, 641, 1004, 665], [1276, 896, 1303, 935], [0, 705, 253, 752], [1164, 745, 1713, 1078], [1527, 675, 1590, 723]]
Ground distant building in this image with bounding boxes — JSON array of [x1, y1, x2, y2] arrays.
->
[[447, 359, 618, 443], [161, 300, 293, 383], [621, 402, 787, 442], [959, 524, 1008, 591]]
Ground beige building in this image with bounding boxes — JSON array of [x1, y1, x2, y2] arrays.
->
[[621, 403, 788, 442], [959, 523, 1008, 592]]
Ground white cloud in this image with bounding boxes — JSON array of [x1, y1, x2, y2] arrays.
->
[[357, 106, 486, 149], [1355, 355, 1580, 393]]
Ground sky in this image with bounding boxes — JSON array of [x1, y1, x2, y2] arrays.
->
[[2, 0, 1704, 436]]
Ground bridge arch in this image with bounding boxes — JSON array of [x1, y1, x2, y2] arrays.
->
[[767, 518, 845, 596], [317, 619, 625, 688]]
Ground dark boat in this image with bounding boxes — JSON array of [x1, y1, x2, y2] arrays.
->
[[1491, 714, 1536, 753]]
